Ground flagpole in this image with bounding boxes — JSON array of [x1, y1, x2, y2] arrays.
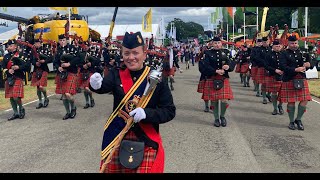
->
[[68, 7, 72, 42], [256, 7, 259, 32], [232, 8, 235, 44], [305, 7, 308, 49], [227, 23, 229, 49], [243, 11, 246, 42]]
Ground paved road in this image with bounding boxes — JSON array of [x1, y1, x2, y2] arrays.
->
[[1, 64, 320, 173]]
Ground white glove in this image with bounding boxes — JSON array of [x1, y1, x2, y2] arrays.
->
[[129, 107, 146, 123], [90, 72, 103, 90]]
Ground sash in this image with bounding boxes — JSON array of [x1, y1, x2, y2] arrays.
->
[[101, 66, 156, 160]]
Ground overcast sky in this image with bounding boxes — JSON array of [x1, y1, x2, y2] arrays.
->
[[0, 7, 218, 34]]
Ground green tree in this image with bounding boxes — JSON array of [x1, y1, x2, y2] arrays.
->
[[166, 18, 204, 41]]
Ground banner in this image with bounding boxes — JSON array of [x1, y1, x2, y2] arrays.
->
[[142, 8, 152, 32], [49, 7, 68, 11], [291, 10, 298, 29]]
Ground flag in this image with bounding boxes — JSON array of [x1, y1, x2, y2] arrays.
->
[[49, 7, 68, 11], [172, 26, 176, 40], [64, 18, 70, 36], [291, 10, 298, 28], [227, 7, 233, 18], [142, 8, 152, 32], [2, 7, 7, 12], [211, 12, 216, 24], [194, 38, 199, 46]]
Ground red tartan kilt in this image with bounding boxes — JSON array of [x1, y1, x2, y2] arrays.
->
[[202, 77, 234, 101], [240, 63, 249, 73], [55, 72, 78, 95], [54, 73, 60, 84], [255, 67, 267, 84], [5, 78, 24, 98], [102, 131, 157, 173], [265, 76, 282, 93], [31, 71, 48, 87], [278, 79, 312, 103], [162, 67, 175, 77], [78, 72, 93, 88], [235, 63, 241, 73], [197, 79, 205, 93], [251, 66, 258, 81]]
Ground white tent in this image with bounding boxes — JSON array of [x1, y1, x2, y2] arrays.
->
[[0, 28, 18, 43]]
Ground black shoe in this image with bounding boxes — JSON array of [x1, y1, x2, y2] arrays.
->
[[288, 122, 296, 130], [70, 107, 77, 118], [246, 83, 250, 87], [295, 120, 304, 130], [8, 114, 19, 121], [243, 84, 247, 87], [60, 95, 63, 100], [63, 113, 71, 120], [214, 119, 220, 127], [170, 85, 174, 91], [43, 98, 49, 107], [220, 117, 227, 127], [256, 93, 261, 97], [90, 99, 95, 107], [36, 103, 43, 109], [19, 108, 25, 119], [272, 109, 278, 115], [83, 103, 90, 109], [262, 99, 268, 104], [278, 105, 284, 115], [204, 107, 209, 112], [266, 94, 272, 102]]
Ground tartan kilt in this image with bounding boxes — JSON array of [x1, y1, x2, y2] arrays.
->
[[235, 63, 241, 73], [278, 79, 312, 103], [78, 72, 93, 88], [202, 76, 234, 101], [162, 67, 176, 77], [54, 73, 60, 84], [265, 76, 282, 93], [197, 79, 205, 93], [240, 63, 249, 74], [251, 66, 258, 81], [5, 78, 24, 98], [102, 131, 157, 173], [31, 70, 48, 87], [55, 72, 78, 95], [255, 67, 267, 84]]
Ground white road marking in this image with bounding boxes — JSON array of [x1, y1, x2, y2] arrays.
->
[[312, 98, 320, 105]]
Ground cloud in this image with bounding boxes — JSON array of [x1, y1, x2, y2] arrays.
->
[[0, 7, 215, 34]]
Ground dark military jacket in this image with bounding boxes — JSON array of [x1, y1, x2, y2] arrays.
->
[[79, 51, 101, 73], [250, 46, 260, 67], [90, 65, 175, 148], [264, 50, 283, 80], [53, 44, 80, 74], [31, 44, 53, 72], [236, 49, 251, 64], [254, 46, 272, 68], [279, 48, 312, 82], [2, 50, 30, 80], [202, 48, 233, 78], [90, 65, 175, 132]]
